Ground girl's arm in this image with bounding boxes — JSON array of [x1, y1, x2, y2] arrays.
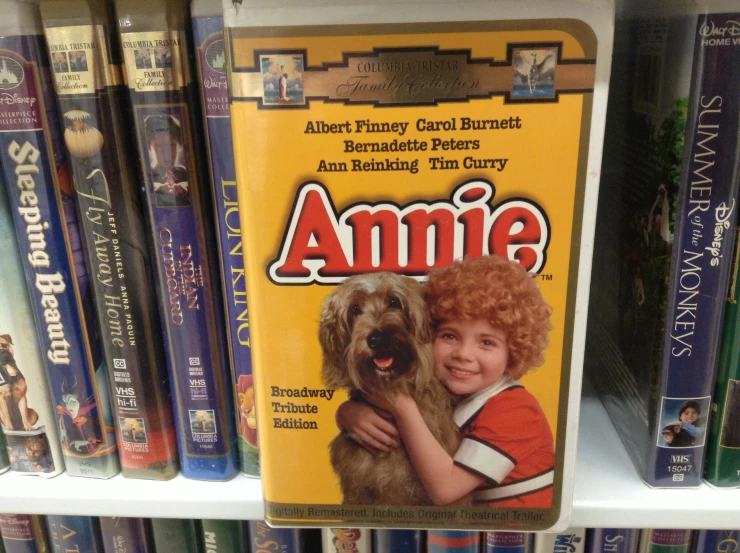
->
[[388, 394, 484, 505], [335, 400, 399, 454]]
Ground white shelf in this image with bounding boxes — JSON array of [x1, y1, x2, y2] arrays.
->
[[571, 388, 740, 530], [0, 471, 264, 520], [2, 389, 739, 527]]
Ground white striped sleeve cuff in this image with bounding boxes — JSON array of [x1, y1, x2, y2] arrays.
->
[[453, 437, 515, 484]]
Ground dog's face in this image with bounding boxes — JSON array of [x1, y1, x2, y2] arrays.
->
[[319, 273, 434, 396], [0, 334, 14, 367]]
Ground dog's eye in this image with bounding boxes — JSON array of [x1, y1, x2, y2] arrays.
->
[[350, 304, 362, 316], [388, 297, 401, 309]]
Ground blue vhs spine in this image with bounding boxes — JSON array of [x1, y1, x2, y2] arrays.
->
[[0, 151, 64, 477], [0, 15, 118, 478], [248, 522, 303, 553], [46, 517, 105, 553], [693, 532, 740, 553], [586, 530, 638, 553], [374, 531, 422, 553], [648, 12, 740, 487], [191, 7, 257, 478], [115, 0, 238, 481]]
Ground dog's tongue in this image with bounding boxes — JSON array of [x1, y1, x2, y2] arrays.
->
[[374, 357, 393, 369]]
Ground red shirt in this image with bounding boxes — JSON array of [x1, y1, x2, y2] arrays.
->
[[453, 378, 555, 508]]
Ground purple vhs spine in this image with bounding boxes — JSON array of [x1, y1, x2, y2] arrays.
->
[[648, 12, 740, 487], [114, 0, 238, 480], [191, 5, 257, 478], [586, 530, 638, 553]]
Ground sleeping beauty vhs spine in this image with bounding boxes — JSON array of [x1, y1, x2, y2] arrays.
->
[[0, 0, 119, 479]]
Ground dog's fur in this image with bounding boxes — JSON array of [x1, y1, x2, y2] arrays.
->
[[0, 334, 38, 431], [319, 273, 461, 506]]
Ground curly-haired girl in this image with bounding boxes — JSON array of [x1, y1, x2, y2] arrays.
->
[[336, 254, 555, 508]]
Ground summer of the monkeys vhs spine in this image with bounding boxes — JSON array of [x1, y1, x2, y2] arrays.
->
[[644, 12, 740, 488]]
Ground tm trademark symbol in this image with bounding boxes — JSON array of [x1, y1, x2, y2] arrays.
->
[[540, 274, 553, 281]]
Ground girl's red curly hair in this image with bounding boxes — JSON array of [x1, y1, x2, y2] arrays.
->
[[424, 254, 552, 380]]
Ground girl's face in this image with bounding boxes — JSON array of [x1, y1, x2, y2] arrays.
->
[[433, 318, 509, 397], [680, 406, 699, 424]]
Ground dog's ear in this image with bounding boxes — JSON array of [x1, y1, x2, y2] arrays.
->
[[318, 285, 351, 388], [0, 334, 12, 344], [402, 277, 434, 344]]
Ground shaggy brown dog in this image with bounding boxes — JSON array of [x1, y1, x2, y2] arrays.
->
[[319, 272, 460, 506]]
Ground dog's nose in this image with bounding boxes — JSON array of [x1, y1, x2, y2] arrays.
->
[[367, 330, 391, 351]]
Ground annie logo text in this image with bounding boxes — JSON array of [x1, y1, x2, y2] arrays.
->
[[269, 179, 549, 284]]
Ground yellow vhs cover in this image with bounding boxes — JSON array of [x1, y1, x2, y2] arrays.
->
[[224, 0, 614, 531]]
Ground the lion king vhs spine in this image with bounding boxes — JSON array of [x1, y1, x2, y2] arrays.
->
[[40, 0, 180, 481], [100, 518, 155, 553], [191, 0, 258, 479], [200, 520, 248, 553], [638, 531, 691, 553], [46, 517, 105, 553], [0, 515, 50, 553], [151, 520, 202, 553], [248, 522, 304, 553], [321, 529, 370, 553], [427, 531, 481, 553], [374, 531, 422, 553], [693, 531, 740, 553], [0, 159, 64, 477], [114, 0, 238, 481], [585, 530, 638, 553], [0, 0, 119, 479], [485, 532, 532, 553]]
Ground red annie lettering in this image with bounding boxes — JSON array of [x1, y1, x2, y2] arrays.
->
[[273, 185, 351, 279], [268, 179, 549, 284]]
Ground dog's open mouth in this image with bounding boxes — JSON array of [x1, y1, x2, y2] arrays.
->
[[373, 357, 394, 372]]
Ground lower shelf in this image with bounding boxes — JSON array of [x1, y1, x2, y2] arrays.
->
[[1, 388, 739, 527]]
